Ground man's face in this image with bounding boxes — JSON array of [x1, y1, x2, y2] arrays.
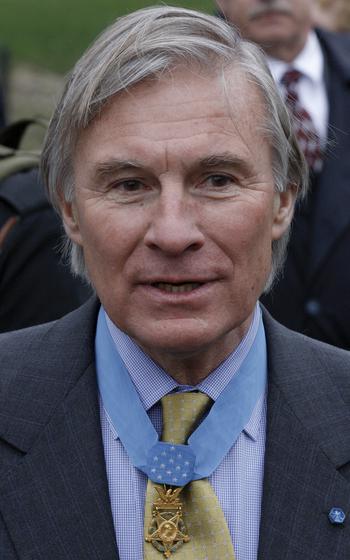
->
[[217, 0, 312, 60], [62, 68, 294, 373]]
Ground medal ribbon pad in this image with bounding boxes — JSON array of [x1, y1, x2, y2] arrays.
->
[[144, 442, 196, 487]]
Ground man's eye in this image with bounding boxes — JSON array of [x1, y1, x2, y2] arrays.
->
[[114, 179, 144, 192], [207, 175, 232, 187]]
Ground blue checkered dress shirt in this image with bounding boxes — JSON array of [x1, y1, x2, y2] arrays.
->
[[98, 303, 266, 560]]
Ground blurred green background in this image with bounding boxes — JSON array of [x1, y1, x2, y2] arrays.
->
[[0, 0, 214, 72], [0, 1, 214, 128], [0, 0, 216, 128]]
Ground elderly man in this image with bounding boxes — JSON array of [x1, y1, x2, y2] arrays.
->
[[216, 0, 350, 349], [1, 6, 350, 560]]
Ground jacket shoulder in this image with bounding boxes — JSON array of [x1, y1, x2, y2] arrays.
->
[[263, 307, 350, 395], [317, 27, 350, 48], [316, 28, 350, 78], [0, 298, 99, 398]]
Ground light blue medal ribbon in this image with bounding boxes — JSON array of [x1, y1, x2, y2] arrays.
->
[[96, 308, 266, 486]]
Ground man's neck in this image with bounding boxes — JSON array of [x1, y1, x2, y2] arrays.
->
[[139, 328, 248, 385], [262, 33, 309, 63]]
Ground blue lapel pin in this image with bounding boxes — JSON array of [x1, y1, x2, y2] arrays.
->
[[328, 507, 346, 525]]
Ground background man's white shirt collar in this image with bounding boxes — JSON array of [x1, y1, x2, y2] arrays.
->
[[267, 31, 329, 142]]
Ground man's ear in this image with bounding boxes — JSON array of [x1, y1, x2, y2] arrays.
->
[[272, 186, 297, 240], [60, 198, 83, 246]]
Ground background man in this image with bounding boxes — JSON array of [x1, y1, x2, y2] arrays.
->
[[1, 6, 350, 560], [0, 120, 91, 332], [217, 0, 350, 349], [0, 170, 91, 332]]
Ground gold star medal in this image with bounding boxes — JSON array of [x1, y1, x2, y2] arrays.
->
[[145, 485, 190, 558]]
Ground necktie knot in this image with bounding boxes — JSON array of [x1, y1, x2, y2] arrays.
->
[[161, 392, 212, 445], [281, 69, 303, 108], [281, 68, 302, 88]]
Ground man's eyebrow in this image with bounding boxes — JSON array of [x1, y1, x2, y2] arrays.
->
[[94, 159, 142, 180], [198, 153, 251, 173], [93, 154, 252, 180]]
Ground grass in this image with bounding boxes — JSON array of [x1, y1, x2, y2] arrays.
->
[[0, 0, 215, 73]]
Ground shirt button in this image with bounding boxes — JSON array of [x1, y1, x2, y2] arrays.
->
[[305, 299, 321, 316]]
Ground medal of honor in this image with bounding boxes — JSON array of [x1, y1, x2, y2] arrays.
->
[[145, 485, 190, 558]]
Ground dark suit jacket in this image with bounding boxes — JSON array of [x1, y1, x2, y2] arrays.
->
[[261, 29, 350, 350], [1, 299, 350, 559]]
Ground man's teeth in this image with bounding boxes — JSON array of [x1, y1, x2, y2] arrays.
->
[[155, 282, 201, 293]]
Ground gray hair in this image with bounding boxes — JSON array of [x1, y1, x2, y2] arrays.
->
[[41, 5, 308, 290]]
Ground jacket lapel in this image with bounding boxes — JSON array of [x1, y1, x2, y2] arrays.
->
[[0, 300, 118, 559], [259, 311, 350, 559], [308, 30, 350, 277]]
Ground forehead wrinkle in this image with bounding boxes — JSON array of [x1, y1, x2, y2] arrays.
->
[[119, 81, 228, 125], [115, 112, 229, 134], [164, 144, 170, 175], [157, 142, 174, 178], [132, 113, 239, 145]]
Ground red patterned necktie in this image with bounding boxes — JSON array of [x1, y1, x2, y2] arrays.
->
[[281, 69, 323, 172]]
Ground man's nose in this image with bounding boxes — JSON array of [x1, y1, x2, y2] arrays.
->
[[144, 192, 205, 255]]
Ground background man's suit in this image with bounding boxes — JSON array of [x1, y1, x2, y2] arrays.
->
[[0, 169, 91, 332], [1, 299, 350, 559], [261, 29, 350, 349]]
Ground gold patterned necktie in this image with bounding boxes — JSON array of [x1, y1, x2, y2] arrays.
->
[[144, 392, 236, 559]]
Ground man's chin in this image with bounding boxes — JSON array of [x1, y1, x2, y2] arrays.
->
[[247, 18, 295, 45]]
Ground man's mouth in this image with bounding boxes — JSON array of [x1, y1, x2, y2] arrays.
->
[[251, 6, 292, 20], [152, 282, 203, 293]]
